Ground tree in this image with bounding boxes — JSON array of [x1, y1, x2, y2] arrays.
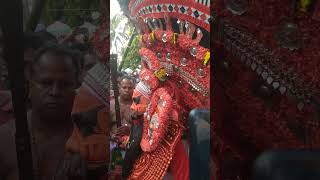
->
[[121, 34, 141, 71], [110, 14, 131, 53], [42, 0, 100, 27]]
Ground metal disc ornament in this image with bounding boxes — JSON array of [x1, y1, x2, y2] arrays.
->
[[274, 22, 301, 51], [224, 0, 249, 15]]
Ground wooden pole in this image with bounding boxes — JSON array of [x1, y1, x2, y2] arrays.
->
[[1, 0, 34, 179], [110, 54, 122, 127]]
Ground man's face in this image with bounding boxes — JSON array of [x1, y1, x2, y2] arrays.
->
[[119, 79, 134, 100], [29, 53, 77, 119]]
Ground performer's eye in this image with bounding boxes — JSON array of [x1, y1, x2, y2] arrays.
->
[[133, 96, 141, 104]]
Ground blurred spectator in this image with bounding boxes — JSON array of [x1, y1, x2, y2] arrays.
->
[[0, 44, 86, 179], [124, 68, 133, 76], [74, 28, 89, 45], [46, 14, 72, 42], [34, 23, 46, 32], [110, 76, 135, 129], [67, 61, 109, 180]]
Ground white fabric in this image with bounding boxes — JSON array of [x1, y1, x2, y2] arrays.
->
[[34, 24, 46, 32], [46, 21, 72, 39]]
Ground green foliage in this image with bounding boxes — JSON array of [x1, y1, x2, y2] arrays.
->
[[42, 0, 100, 27], [110, 13, 138, 72], [122, 35, 141, 71]]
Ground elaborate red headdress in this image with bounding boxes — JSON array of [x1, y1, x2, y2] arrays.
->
[[212, 1, 320, 179], [121, 0, 211, 179]]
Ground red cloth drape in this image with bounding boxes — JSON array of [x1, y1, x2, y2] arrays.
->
[[169, 139, 190, 180]]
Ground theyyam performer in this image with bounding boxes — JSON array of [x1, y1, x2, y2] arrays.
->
[[116, 0, 211, 179]]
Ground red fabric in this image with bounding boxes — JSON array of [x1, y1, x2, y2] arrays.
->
[[130, 0, 210, 15], [129, 0, 210, 31], [125, 0, 209, 178], [66, 85, 109, 170], [169, 139, 189, 180], [132, 119, 141, 125], [140, 88, 172, 152], [212, 0, 320, 179], [139, 31, 210, 109]]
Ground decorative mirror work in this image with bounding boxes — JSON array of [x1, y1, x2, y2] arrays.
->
[[274, 22, 302, 51]]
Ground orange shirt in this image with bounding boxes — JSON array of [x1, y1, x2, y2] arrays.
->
[[66, 85, 109, 169]]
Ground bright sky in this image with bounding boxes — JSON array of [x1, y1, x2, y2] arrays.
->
[[110, 0, 129, 66], [110, 0, 122, 18]]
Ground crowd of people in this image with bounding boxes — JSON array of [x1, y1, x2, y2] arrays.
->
[[0, 12, 142, 179], [0, 0, 212, 179]]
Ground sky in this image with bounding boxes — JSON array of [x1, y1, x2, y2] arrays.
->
[[110, 0, 122, 18], [110, 0, 128, 65]]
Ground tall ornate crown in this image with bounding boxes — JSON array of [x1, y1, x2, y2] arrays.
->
[[121, 0, 211, 109], [127, 0, 211, 32]]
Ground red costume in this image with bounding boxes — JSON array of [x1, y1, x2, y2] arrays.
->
[[119, 0, 211, 179], [212, 0, 320, 179]]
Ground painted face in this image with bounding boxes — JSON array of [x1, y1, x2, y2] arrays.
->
[[131, 89, 149, 114]]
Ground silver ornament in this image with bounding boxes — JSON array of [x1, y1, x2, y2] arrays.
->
[[166, 53, 171, 61], [162, 33, 168, 43], [180, 57, 188, 66], [190, 47, 197, 57]]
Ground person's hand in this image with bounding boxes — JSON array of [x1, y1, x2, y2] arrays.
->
[[119, 135, 129, 149], [110, 126, 130, 140], [53, 152, 87, 180]]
